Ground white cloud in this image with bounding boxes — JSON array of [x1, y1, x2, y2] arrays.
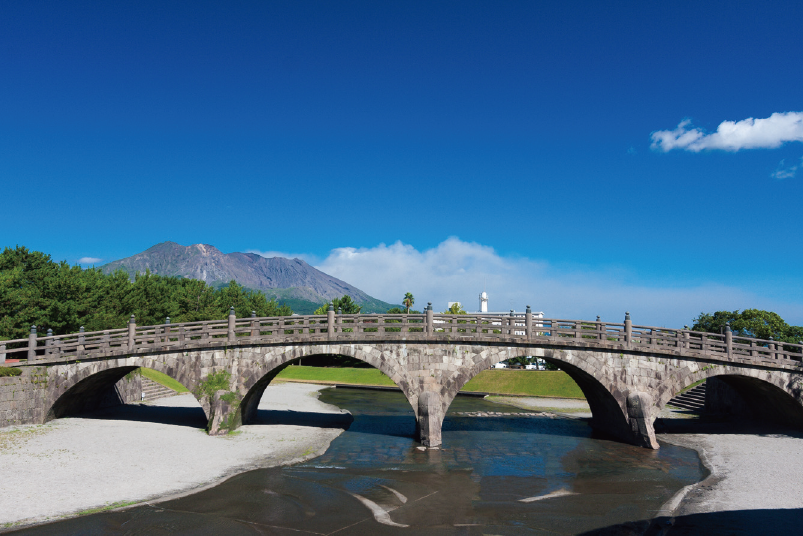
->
[[247, 249, 319, 264], [315, 237, 803, 328], [78, 257, 102, 264], [771, 157, 802, 179], [651, 112, 803, 152]]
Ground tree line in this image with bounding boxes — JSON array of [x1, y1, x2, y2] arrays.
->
[[692, 309, 803, 344], [0, 246, 292, 341]]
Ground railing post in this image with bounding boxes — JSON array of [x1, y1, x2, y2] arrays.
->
[[228, 307, 236, 342], [596, 316, 603, 340], [337, 307, 342, 333], [164, 317, 171, 344], [682, 326, 690, 352], [768, 337, 776, 359], [327, 304, 335, 337], [574, 321, 580, 339], [250, 310, 258, 338], [45, 328, 53, 355], [0, 343, 5, 364], [77, 326, 85, 356], [426, 303, 433, 335], [525, 306, 532, 339], [510, 310, 515, 336], [128, 315, 136, 351], [725, 322, 733, 359], [624, 312, 632, 345], [27, 325, 37, 361]]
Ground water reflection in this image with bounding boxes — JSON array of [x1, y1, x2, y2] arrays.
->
[[12, 388, 703, 535]]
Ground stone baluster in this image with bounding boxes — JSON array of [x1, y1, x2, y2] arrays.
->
[[683, 326, 690, 352], [164, 317, 171, 345], [27, 325, 37, 362], [574, 320, 581, 339], [45, 328, 53, 355], [624, 313, 632, 345], [525, 306, 532, 339], [227, 307, 236, 342], [76, 326, 86, 356], [768, 337, 776, 359], [327, 304, 335, 337], [725, 322, 733, 359], [337, 307, 342, 333], [510, 310, 515, 336], [0, 343, 5, 364], [128, 315, 136, 351], [596, 316, 603, 341], [250, 311, 258, 338], [426, 303, 434, 335]]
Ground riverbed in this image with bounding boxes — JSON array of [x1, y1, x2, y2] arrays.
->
[[5, 387, 702, 534], [4, 385, 802, 534]]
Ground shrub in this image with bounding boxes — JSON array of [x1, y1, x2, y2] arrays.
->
[[0, 367, 22, 377]]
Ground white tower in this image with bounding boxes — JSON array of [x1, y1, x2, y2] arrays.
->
[[479, 291, 488, 313]]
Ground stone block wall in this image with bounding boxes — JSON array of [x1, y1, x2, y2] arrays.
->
[[0, 368, 49, 428]]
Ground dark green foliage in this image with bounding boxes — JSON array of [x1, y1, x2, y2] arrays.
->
[[0, 367, 22, 377], [692, 309, 803, 343], [386, 307, 420, 314], [0, 246, 293, 340], [313, 295, 362, 315]]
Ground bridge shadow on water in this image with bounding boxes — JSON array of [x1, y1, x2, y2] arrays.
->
[[578, 508, 803, 535]]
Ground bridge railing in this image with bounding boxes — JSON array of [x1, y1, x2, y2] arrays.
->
[[2, 312, 802, 368]]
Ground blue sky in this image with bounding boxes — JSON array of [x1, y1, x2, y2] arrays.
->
[[2, 1, 802, 326]]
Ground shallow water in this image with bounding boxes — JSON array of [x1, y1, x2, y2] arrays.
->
[[13, 388, 703, 535]]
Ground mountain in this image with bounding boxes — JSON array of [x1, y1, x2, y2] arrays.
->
[[100, 242, 399, 314]]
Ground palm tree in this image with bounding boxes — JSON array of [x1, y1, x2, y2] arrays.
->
[[403, 292, 414, 314]]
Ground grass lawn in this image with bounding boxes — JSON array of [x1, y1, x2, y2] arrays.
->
[[462, 370, 584, 398], [275, 366, 585, 399], [276, 366, 397, 387], [140, 368, 189, 393]]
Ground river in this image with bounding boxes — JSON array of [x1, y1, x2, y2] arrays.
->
[[11, 387, 703, 535]]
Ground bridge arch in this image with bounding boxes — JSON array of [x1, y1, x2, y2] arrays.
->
[[437, 345, 637, 447], [45, 357, 206, 422], [234, 343, 418, 430], [656, 366, 803, 427]]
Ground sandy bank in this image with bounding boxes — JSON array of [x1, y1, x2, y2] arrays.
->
[[659, 429, 803, 515], [0, 383, 349, 528]]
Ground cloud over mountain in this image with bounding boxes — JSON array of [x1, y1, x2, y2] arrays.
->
[[316, 238, 803, 327]]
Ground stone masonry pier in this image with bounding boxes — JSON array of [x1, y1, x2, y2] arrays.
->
[[2, 307, 802, 449]]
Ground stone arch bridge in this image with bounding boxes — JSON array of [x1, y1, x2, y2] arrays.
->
[[2, 307, 802, 449]]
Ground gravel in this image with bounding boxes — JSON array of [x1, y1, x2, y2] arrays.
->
[[0, 383, 348, 528]]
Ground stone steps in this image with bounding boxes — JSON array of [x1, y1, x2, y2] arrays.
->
[[666, 382, 706, 412], [141, 377, 179, 401]]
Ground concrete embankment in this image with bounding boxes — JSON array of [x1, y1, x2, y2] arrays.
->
[[0, 383, 349, 530]]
